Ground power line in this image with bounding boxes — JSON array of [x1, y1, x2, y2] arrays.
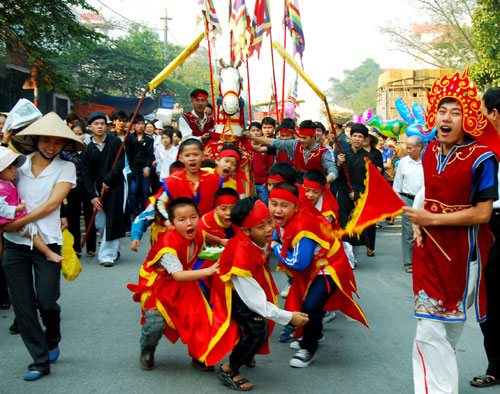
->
[[94, 0, 164, 31]]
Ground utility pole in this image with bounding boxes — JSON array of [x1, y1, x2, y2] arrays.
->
[[160, 8, 171, 66]]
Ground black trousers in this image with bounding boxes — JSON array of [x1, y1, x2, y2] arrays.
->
[[2, 239, 62, 373], [66, 190, 96, 253], [229, 291, 269, 374], [480, 213, 500, 377], [300, 275, 337, 354]]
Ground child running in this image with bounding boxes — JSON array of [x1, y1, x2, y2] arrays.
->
[[201, 196, 308, 390], [269, 182, 368, 368], [0, 147, 63, 262], [127, 197, 218, 371]]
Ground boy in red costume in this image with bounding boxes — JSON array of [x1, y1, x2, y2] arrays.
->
[[127, 198, 219, 371], [303, 169, 340, 229], [404, 70, 499, 393], [269, 183, 368, 368], [201, 196, 308, 390], [156, 138, 222, 220], [200, 188, 240, 246]]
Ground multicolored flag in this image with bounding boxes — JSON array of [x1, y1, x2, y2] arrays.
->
[[283, 0, 305, 59], [341, 158, 405, 238], [250, 0, 272, 58], [229, 0, 252, 61], [196, 0, 222, 49]]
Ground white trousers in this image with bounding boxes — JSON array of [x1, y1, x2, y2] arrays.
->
[[95, 210, 120, 265], [343, 241, 356, 268], [412, 260, 478, 393]]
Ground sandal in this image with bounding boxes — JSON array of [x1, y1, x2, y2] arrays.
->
[[405, 268, 413, 273], [470, 374, 499, 387], [217, 365, 254, 391], [86, 251, 95, 257]]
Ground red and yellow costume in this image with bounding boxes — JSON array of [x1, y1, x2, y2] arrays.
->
[[270, 187, 368, 333], [200, 230, 279, 366], [303, 178, 341, 230], [200, 209, 238, 245], [413, 140, 494, 322], [161, 169, 222, 216], [127, 228, 212, 360]]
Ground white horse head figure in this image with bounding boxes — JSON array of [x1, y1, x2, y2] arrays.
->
[[219, 59, 242, 116]]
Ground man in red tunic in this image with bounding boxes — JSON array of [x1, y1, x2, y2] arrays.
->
[[404, 70, 499, 394], [178, 89, 214, 143], [249, 120, 338, 183]]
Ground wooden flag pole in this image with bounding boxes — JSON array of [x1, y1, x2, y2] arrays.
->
[[268, 31, 281, 122]]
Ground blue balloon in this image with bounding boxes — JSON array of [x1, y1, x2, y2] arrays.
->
[[395, 98, 415, 124], [412, 103, 426, 124]]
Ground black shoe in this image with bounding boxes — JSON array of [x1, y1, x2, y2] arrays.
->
[[139, 349, 155, 370], [191, 357, 214, 372], [9, 320, 19, 335], [115, 252, 121, 262]]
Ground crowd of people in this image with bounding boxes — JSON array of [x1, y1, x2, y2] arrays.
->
[[0, 82, 499, 394]]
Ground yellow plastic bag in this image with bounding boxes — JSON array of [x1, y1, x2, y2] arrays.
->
[[61, 229, 82, 281]]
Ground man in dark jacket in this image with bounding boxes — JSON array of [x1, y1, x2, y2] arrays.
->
[[81, 111, 126, 267], [126, 114, 154, 217]]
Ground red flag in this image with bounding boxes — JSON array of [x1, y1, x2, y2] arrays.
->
[[341, 158, 405, 237], [250, 0, 272, 58]]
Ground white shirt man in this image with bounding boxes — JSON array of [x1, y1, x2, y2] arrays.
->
[[392, 135, 425, 272]]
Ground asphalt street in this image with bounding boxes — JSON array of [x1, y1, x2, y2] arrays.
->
[[0, 219, 497, 394]]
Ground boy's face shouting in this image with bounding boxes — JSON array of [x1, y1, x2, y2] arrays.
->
[[304, 187, 322, 206], [180, 145, 204, 175], [172, 205, 200, 240], [244, 216, 275, 247], [216, 156, 238, 178], [269, 198, 298, 227], [215, 203, 236, 227]]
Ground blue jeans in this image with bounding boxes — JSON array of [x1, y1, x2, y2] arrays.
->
[[129, 173, 151, 216], [255, 184, 269, 205]]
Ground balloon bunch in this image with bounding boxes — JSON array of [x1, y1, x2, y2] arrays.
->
[[352, 109, 373, 125], [395, 98, 436, 142]]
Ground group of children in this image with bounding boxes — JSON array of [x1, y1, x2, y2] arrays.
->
[[127, 137, 368, 391]]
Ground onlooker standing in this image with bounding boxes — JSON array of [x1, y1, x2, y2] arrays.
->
[[155, 128, 179, 182], [80, 111, 126, 267], [392, 135, 424, 273], [470, 87, 500, 388], [126, 114, 154, 217], [63, 123, 96, 257], [249, 122, 273, 204]]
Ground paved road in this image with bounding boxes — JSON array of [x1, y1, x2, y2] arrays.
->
[[0, 220, 496, 393]]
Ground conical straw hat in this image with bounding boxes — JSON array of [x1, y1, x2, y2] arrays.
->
[[12, 112, 86, 152]]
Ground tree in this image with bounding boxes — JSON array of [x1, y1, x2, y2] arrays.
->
[[326, 59, 382, 113], [51, 25, 211, 111], [470, 0, 500, 88], [0, 0, 103, 97], [379, 0, 477, 70]]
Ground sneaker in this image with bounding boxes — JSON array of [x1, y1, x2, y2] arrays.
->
[[290, 335, 325, 350], [289, 349, 315, 368], [279, 323, 296, 342], [323, 311, 336, 324], [139, 349, 155, 370], [280, 284, 291, 298]]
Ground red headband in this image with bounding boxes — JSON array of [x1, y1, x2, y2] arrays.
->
[[279, 128, 295, 135], [219, 149, 241, 164], [303, 179, 325, 191], [214, 194, 239, 206], [267, 174, 287, 183], [241, 200, 270, 229], [192, 92, 208, 99], [269, 188, 298, 204], [297, 128, 316, 137]]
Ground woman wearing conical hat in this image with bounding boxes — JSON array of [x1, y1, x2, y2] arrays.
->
[[1, 112, 85, 381]]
